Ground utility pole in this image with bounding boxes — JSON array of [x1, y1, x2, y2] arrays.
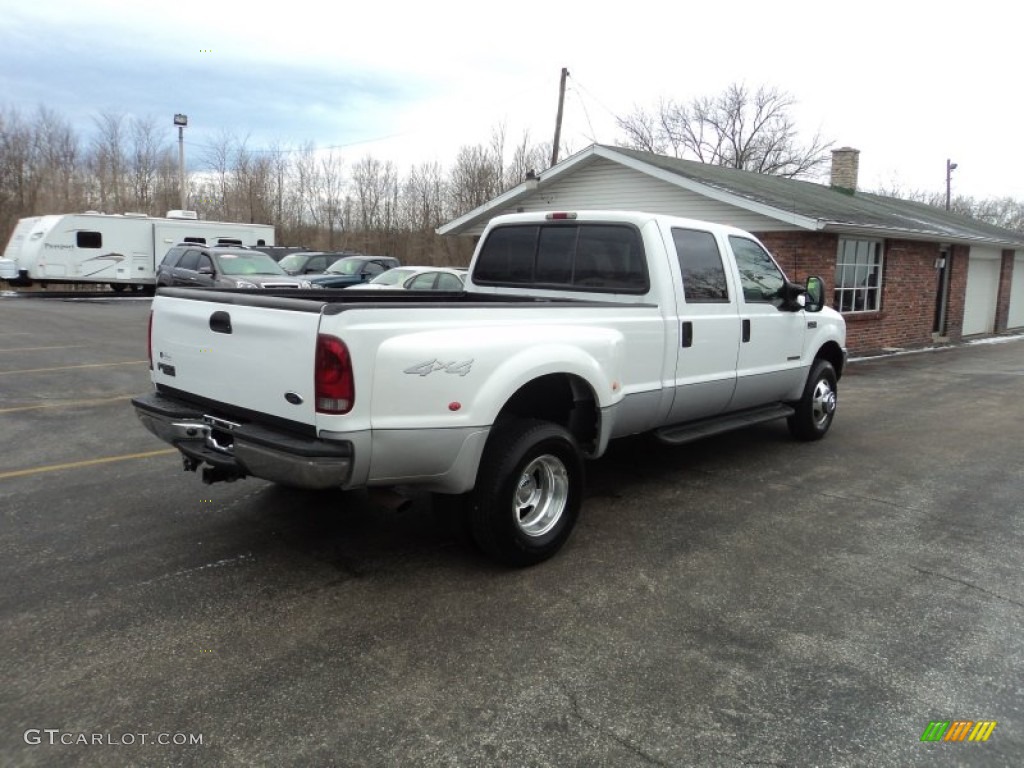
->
[[945, 158, 958, 211], [550, 68, 569, 168], [174, 114, 188, 210]]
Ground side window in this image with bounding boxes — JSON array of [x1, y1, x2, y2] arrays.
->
[[437, 273, 463, 290], [77, 231, 102, 248], [407, 273, 436, 289], [729, 236, 786, 306], [161, 249, 183, 268], [177, 249, 201, 271], [197, 254, 213, 273], [672, 228, 729, 302], [304, 256, 325, 273], [363, 262, 386, 277]]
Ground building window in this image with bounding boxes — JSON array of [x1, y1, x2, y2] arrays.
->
[[835, 238, 883, 312]]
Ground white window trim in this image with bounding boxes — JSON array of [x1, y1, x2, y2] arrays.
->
[[835, 237, 884, 314]]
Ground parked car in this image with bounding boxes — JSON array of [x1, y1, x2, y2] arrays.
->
[[348, 266, 466, 291], [254, 246, 313, 262], [156, 245, 311, 289], [307, 255, 401, 289], [276, 251, 355, 276]]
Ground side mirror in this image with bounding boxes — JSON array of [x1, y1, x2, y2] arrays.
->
[[805, 275, 824, 313]]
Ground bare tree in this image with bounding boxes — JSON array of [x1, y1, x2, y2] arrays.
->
[[90, 111, 128, 210], [617, 83, 833, 179]]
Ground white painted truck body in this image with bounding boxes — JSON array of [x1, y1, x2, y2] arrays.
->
[[0, 211, 274, 288], [133, 210, 846, 563]]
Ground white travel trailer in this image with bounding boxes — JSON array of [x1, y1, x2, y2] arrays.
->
[[0, 210, 275, 291]]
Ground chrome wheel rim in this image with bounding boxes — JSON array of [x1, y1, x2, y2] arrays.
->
[[514, 454, 569, 537], [811, 378, 837, 427]]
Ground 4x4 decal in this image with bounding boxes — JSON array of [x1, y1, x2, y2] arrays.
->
[[404, 359, 473, 377]]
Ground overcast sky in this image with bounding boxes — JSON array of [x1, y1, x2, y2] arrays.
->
[[2, 0, 1019, 201]]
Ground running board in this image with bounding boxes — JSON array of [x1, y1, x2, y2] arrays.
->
[[653, 404, 795, 446]]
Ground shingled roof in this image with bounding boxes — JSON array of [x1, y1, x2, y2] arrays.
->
[[440, 144, 1024, 248]]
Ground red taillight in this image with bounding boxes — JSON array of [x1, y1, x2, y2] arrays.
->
[[147, 310, 153, 370], [315, 334, 354, 414], [545, 212, 577, 220]]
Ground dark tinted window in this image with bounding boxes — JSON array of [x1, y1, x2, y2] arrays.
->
[[197, 254, 213, 273], [177, 249, 201, 271], [672, 228, 729, 302], [729, 236, 786, 306], [161, 248, 184, 268], [535, 227, 576, 284], [474, 226, 537, 284], [304, 256, 326, 273], [77, 231, 101, 248], [363, 262, 386, 277], [475, 223, 647, 293]]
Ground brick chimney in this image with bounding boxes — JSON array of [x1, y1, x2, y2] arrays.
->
[[830, 147, 860, 192]]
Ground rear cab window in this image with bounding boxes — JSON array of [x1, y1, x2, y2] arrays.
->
[[474, 223, 648, 294]]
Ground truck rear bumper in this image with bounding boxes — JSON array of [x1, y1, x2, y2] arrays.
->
[[131, 392, 355, 489]]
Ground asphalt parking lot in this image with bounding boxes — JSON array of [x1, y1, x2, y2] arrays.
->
[[0, 295, 1021, 768]]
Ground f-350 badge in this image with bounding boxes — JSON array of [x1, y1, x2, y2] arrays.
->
[[404, 359, 473, 377]]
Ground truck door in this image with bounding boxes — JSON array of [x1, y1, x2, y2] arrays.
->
[[727, 236, 805, 410], [666, 227, 741, 424]]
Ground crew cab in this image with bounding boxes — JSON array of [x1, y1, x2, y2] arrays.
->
[[133, 211, 846, 566]]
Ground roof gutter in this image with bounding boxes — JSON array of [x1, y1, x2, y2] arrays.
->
[[819, 221, 1024, 249]]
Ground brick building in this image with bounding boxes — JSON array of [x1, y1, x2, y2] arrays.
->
[[440, 144, 1024, 355]]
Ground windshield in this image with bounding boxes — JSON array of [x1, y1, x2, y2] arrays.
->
[[215, 252, 287, 276], [326, 258, 364, 275], [368, 268, 417, 286]]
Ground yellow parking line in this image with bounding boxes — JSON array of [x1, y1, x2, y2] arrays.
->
[[0, 360, 147, 376], [0, 345, 82, 352], [0, 395, 136, 414], [0, 449, 178, 480]]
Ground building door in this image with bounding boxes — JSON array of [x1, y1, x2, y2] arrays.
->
[[1008, 253, 1024, 329], [963, 247, 1001, 335]]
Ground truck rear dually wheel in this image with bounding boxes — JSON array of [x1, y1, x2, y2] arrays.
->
[[468, 417, 584, 567]]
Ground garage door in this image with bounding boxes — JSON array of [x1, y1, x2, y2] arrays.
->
[[962, 248, 1001, 335], [1008, 253, 1024, 329]]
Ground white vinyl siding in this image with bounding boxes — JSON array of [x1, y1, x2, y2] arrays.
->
[[1007, 253, 1024, 328], [963, 248, 1001, 335], [489, 160, 792, 233]]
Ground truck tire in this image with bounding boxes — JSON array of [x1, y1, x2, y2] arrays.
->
[[788, 359, 837, 441], [468, 417, 584, 567]]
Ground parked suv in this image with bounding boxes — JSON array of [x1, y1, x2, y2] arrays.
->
[[307, 255, 401, 288], [156, 245, 311, 289], [276, 251, 355, 276]]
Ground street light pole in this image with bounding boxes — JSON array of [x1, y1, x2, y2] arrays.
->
[[945, 158, 958, 211], [174, 114, 188, 210]]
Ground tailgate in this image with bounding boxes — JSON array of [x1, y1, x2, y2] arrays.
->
[[150, 291, 324, 427]]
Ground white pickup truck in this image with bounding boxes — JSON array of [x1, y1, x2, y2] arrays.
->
[[133, 210, 846, 566]]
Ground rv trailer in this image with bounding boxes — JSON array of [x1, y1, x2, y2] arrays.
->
[[0, 210, 274, 292]]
